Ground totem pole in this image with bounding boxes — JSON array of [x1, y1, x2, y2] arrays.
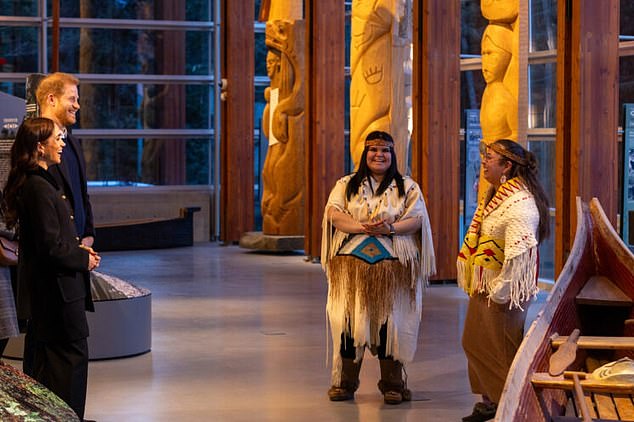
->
[[259, 0, 305, 236], [480, 0, 520, 145], [350, 0, 412, 171]]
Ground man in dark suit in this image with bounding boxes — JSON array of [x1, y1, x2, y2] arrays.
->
[[36, 72, 95, 247], [31, 72, 97, 421]]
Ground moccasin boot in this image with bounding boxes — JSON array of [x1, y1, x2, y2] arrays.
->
[[462, 402, 497, 422], [328, 358, 362, 401], [378, 359, 411, 404]]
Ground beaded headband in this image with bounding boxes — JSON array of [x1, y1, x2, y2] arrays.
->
[[365, 132, 394, 147], [480, 141, 527, 166], [365, 139, 394, 147]]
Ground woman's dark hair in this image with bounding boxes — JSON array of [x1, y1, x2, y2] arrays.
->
[[346, 131, 405, 200], [491, 139, 550, 242], [2, 118, 55, 229]]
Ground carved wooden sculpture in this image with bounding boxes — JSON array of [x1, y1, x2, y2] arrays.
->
[[350, 0, 412, 171], [260, 4, 305, 235], [481, 0, 520, 104], [480, 23, 517, 143], [478, 0, 522, 200]]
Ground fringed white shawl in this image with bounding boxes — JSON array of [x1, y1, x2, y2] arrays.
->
[[321, 174, 436, 385], [457, 178, 540, 310]]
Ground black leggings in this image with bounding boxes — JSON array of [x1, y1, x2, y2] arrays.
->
[[339, 323, 392, 360]]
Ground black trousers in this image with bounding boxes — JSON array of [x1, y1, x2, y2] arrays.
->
[[22, 327, 34, 376], [32, 337, 89, 420], [340, 323, 392, 360]]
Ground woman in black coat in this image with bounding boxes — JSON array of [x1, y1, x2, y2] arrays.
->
[[2, 117, 100, 420]]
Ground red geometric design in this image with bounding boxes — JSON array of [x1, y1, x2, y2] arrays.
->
[[484, 178, 524, 217], [482, 248, 495, 256]]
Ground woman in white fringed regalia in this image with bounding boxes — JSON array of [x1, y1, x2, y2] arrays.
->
[[321, 130, 435, 405], [458, 139, 550, 422]]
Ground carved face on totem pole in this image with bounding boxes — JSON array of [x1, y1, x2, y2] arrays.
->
[[481, 24, 513, 84], [266, 50, 282, 82], [481, 36, 511, 84]]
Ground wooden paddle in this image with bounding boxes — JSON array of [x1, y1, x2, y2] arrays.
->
[[571, 373, 593, 422], [549, 328, 581, 376]]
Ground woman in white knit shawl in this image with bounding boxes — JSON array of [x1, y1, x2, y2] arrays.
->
[[458, 139, 550, 422], [321, 131, 435, 405]]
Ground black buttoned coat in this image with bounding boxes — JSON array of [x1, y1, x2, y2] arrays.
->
[[16, 167, 93, 342], [48, 132, 95, 239]]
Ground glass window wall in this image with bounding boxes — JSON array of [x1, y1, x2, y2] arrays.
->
[[54, 0, 212, 21], [0, 0, 217, 189], [82, 138, 210, 186], [54, 28, 211, 76], [0, 27, 39, 73]]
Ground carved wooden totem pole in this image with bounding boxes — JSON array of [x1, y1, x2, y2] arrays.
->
[[260, 1, 305, 235], [479, 0, 526, 199], [480, 0, 520, 145], [350, 0, 412, 171]]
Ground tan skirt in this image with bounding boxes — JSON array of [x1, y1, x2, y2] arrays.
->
[[461, 293, 527, 404]]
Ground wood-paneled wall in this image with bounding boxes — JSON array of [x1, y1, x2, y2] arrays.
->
[[555, 0, 619, 273], [303, 0, 345, 258], [221, 1, 255, 243], [412, 0, 461, 280]]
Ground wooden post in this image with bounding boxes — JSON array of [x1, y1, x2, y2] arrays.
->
[[304, 0, 345, 258], [412, 0, 461, 280], [156, 0, 186, 185], [52, 0, 60, 72], [555, 0, 619, 274], [221, 0, 255, 243]]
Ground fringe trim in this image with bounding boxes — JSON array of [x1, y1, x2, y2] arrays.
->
[[457, 260, 497, 297], [327, 255, 416, 320], [492, 248, 539, 310], [456, 260, 469, 293], [391, 217, 436, 290], [321, 205, 348, 271], [460, 248, 539, 310], [419, 212, 437, 278], [475, 267, 500, 295]]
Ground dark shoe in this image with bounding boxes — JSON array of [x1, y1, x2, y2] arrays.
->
[[462, 402, 497, 422], [328, 358, 362, 401], [328, 383, 356, 401], [378, 359, 411, 405]]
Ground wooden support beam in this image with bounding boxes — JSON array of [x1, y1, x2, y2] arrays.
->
[[412, 0, 461, 280], [555, 0, 620, 274], [221, 0, 255, 242], [304, 0, 345, 258], [156, 0, 186, 185]]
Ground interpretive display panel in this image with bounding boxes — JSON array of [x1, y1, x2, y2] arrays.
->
[[464, 109, 482, 231]]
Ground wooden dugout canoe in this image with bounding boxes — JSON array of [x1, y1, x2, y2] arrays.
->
[[496, 198, 634, 421]]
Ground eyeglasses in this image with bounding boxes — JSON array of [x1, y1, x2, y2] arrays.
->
[[479, 141, 490, 161], [478, 141, 488, 157], [479, 141, 502, 162]]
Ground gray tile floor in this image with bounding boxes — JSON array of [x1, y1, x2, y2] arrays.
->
[[5, 243, 546, 421]]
